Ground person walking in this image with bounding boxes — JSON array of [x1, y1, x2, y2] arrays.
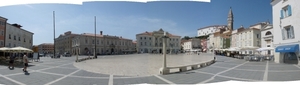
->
[[8, 53, 16, 69], [22, 53, 29, 72]]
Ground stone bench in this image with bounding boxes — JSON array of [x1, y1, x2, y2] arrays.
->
[[167, 59, 216, 73], [76, 57, 94, 62]]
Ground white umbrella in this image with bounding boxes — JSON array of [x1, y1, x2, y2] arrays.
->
[[241, 46, 259, 50], [10, 46, 33, 53], [256, 47, 274, 51], [228, 48, 236, 51]]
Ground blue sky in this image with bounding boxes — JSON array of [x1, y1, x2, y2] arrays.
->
[[0, 0, 272, 45]]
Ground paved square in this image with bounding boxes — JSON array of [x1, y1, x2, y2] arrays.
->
[[0, 53, 300, 85]]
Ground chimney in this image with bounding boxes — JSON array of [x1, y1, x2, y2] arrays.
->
[[100, 31, 103, 35], [12, 23, 22, 28]]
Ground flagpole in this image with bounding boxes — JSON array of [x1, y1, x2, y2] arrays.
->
[[53, 11, 56, 58], [94, 16, 97, 58]]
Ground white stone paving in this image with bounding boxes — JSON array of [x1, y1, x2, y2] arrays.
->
[[74, 53, 214, 77]]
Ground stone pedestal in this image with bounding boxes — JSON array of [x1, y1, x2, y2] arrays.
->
[[159, 67, 169, 75]]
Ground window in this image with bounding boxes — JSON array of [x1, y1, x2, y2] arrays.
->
[[0, 41, 3, 46], [18, 37, 20, 41], [85, 39, 88, 44], [140, 37, 142, 40], [24, 38, 26, 42], [140, 42, 143, 46], [256, 34, 260, 38], [149, 38, 151, 40], [280, 5, 292, 19], [144, 37, 146, 40], [9, 34, 11, 39], [282, 26, 295, 40], [1, 31, 3, 36], [14, 36, 16, 40], [97, 40, 99, 44]]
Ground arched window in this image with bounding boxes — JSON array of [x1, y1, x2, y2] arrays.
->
[[265, 31, 272, 36]]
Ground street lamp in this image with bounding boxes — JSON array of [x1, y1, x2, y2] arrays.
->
[[75, 44, 79, 62], [213, 43, 216, 60], [160, 31, 169, 75]]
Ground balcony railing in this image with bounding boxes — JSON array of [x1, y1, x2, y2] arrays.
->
[[263, 35, 273, 40]]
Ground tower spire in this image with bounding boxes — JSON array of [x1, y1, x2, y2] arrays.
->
[[227, 7, 233, 30]]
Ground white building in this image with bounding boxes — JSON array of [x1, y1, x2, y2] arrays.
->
[[71, 31, 135, 55], [235, 27, 261, 54], [260, 24, 274, 55], [38, 43, 54, 54], [136, 29, 181, 53], [5, 23, 33, 49], [182, 38, 201, 51], [197, 25, 227, 37], [271, 0, 300, 64]]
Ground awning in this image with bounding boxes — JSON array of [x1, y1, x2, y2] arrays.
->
[[275, 44, 299, 52]]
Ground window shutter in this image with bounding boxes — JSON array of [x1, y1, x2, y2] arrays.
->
[[288, 5, 292, 16], [280, 9, 284, 19], [290, 26, 294, 38], [281, 28, 285, 40]]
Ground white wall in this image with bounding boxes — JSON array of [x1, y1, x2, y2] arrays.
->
[[272, 0, 300, 63], [273, 0, 300, 46], [197, 26, 217, 36], [5, 24, 33, 49]]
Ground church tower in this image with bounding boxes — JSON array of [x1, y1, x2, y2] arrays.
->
[[227, 7, 233, 31]]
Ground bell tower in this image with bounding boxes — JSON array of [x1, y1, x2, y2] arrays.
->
[[227, 7, 234, 31]]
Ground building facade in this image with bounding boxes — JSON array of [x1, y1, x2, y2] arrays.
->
[[235, 27, 261, 54], [5, 23, 33, 49], [271, 0, 299, 64], [201, 39, 207, 52], [71, 31, 135, 55], [182, 38, 201, 51], [261, 24, 274, 55], [136, 29, 181, 53], [38, 43, 54, 54], [55, 31, 78, 54], [197, 25, 227, 37], [0, 16, 7, 47], [212, 7, 234, 49]]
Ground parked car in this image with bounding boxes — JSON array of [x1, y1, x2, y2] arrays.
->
[[247, 55, 263, 61], [64, 52, 71, 57]]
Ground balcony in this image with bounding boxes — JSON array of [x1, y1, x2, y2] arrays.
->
[[263, 35, 273, 41]]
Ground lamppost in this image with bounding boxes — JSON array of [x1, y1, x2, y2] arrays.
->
[[75, 44, 79, 62], [213, 43, 216, 60], [159, 31, 169, 75], [74, 37, 79, 62]]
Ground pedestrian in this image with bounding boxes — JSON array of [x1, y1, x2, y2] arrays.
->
[[22, 53, 29, 72], [8, 53, 16, 69]]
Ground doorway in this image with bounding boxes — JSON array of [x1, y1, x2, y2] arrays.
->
[[283, 52, 298, 64]]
